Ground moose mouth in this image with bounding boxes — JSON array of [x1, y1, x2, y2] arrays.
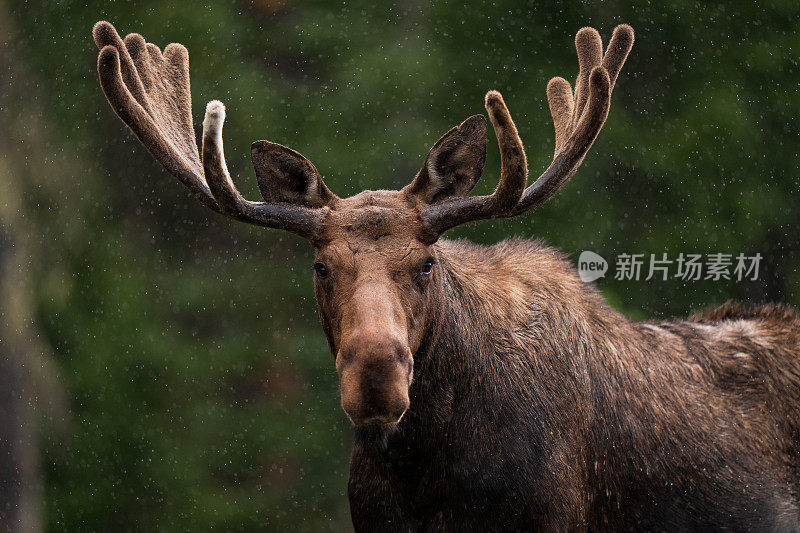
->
[[358, 412, 406, 428], [353, 416, 404, 448], [339, 372, 412, 428]]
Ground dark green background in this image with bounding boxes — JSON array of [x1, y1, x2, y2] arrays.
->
[[5, 0, 800, 530]]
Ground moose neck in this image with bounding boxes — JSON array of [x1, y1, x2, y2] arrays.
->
[[384, 237, 629, 445]]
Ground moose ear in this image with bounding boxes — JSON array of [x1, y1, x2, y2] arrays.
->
[[404, 115, 487, 204], [251, 141, 335, 208]]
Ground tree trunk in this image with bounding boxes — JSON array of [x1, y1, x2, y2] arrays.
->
[[0, 8, 68, 532]]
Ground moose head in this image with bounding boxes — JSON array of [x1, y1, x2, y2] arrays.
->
[[93, 21, 633, 426]]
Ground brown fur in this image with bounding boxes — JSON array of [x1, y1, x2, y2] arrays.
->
[[344, 237, 800, 530], [90, 20, 799, 531]]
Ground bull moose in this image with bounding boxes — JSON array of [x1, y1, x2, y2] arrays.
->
[[92, 20, 800, 531]]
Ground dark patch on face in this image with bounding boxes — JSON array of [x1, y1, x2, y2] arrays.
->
[[347, 207, 394, 235], [322, 199, 425, 251]]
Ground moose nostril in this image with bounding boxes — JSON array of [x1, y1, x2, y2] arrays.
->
[[337, 340, 412, 426]]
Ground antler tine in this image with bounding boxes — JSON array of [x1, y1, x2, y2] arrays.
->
[[93, 21, 217, 212], [571, 27, 604, 131], [603, 24, 636, 90], [201, 101, 253, 219], [508, 24, 634, 215], [94, 21, 328, 239], [420, 91, 528, 235]]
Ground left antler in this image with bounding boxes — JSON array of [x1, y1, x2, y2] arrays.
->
[[93, 21, 332, 239], [423, 24, 634, 234]]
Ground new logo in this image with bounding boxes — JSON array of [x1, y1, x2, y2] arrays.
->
[[578, 251, 608, 282]]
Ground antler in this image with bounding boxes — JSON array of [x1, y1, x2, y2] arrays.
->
[[422, 24, 633, 234], [92, 21, 327, 239], [510, 24, 634, 215]]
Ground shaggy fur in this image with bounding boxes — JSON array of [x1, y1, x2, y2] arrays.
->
[[90, 20, 798, 531], [348, 238, 800, 530]]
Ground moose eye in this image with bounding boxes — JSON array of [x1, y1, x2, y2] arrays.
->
[[313, 262, 329, 279], [420, 257, 435, 275]]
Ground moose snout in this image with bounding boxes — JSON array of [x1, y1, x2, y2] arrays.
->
[[336, 335, 413, 426]]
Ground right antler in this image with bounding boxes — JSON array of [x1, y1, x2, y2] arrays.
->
[[92, 21, 328, 239], [421, 24, 633, 235]]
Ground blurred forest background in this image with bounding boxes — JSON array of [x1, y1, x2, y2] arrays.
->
[[1, 0, 799, 530]]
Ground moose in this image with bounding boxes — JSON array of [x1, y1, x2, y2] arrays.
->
[[92, 21, 800, 530]]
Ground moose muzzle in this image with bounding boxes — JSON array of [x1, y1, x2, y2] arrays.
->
[[336, 333, 413, 426]]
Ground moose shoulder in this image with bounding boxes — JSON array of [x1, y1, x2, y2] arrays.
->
[[93, 21, 800, 531]]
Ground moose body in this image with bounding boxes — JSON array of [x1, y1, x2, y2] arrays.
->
[[348, 237, 800, 531], [92, 20, 800, 530]]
